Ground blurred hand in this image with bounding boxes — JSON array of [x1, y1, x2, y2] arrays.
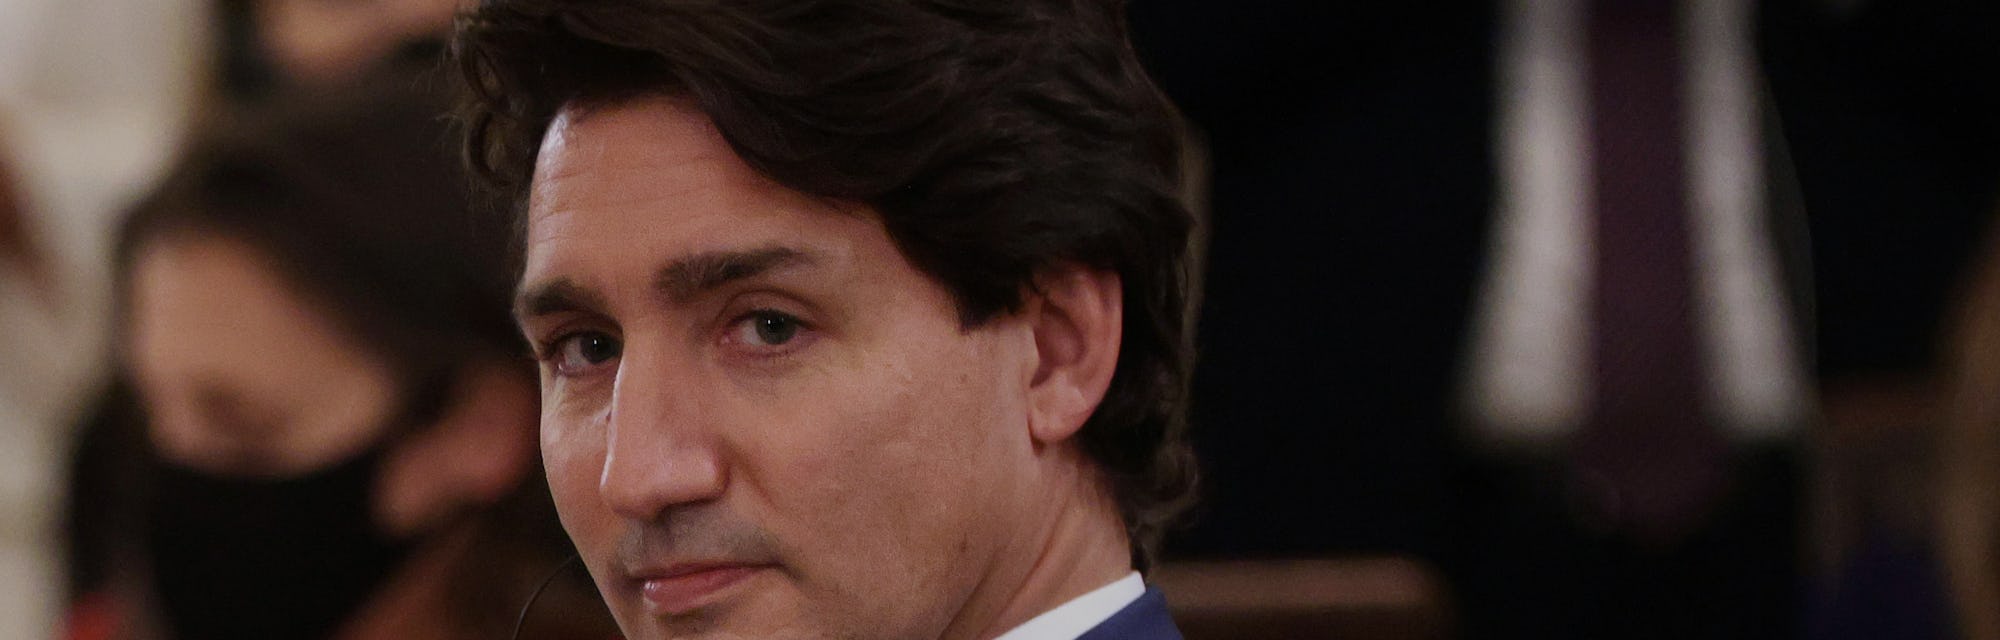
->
[[258, 0, 463, 88]]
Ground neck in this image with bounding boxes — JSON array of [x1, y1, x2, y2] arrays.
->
[[943, 453, 1135, 640]]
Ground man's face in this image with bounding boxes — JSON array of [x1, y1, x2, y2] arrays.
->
[[517, 97, 1046, 639]]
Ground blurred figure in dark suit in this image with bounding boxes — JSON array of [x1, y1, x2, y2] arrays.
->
[[1130, 1, 1999, 638]]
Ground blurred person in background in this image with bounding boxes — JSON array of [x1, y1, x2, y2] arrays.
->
[[247, 0, 460, 89], [60, 80, 615, 640], [215, 0, 461, 100], [0, 119, 51, 298], [1129, 0, 1998, 638], [3, 0, 464, 634], [1131, 2, 1810, 636], [1939, 213, 2000, 640], [0, 1, 208, 637]]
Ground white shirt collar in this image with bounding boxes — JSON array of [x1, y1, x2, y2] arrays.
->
[[991, 572, 1145, 640]]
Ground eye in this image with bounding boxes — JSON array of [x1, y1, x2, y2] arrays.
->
[[731, 310, 804, 348], [550, 331, 622, 377]]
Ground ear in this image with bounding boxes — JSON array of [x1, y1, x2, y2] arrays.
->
[[376, 361, 539, 537], [1026, 264, 1124, 445]]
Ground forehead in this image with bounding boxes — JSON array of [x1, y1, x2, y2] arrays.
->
[[125, 235, 388, 421], [129, 236, 346, 369], [127, 234, 400, 472], [531, 96, 741, 209], [523, 97, 863, 284]]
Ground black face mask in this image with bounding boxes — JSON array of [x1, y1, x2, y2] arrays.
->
[[144, 442, 413, 640]]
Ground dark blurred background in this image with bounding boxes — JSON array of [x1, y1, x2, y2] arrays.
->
[[1126, 1, 1999, 638], [1, 0, 1997, 639]]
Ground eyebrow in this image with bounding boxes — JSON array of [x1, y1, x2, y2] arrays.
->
[[654, 246, 812, 305], [514, 277, 610, 324], [513, 246, 815, 324]]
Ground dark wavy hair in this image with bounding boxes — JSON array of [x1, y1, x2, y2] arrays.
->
[[453, 0, 1198, 567]]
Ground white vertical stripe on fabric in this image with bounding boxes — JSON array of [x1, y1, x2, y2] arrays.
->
[[1682, 0, 1806, 440], [1465, 0, 1594, 447]]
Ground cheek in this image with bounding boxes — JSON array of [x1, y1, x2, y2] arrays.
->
[[542, 408, 614, 552], [541, 410, 644, 624], [740, 330, 1028, 599]]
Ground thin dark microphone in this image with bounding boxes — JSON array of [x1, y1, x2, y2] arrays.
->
[[510, 552, 583, 640]]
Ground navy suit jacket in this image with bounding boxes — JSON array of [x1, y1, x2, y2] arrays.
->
[[1076, 588, 1181, 640]]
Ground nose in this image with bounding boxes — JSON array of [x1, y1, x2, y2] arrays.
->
[[597, 349, 726, 522]]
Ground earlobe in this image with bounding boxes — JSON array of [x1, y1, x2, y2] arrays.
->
[[1026, 265, 1123, 445], [376, 362, 540, 536]]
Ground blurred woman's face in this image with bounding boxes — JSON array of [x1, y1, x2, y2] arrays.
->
[[126, 233, 398, 477]]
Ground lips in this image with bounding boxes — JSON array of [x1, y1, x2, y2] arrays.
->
[[629, 562, 769, 615]]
